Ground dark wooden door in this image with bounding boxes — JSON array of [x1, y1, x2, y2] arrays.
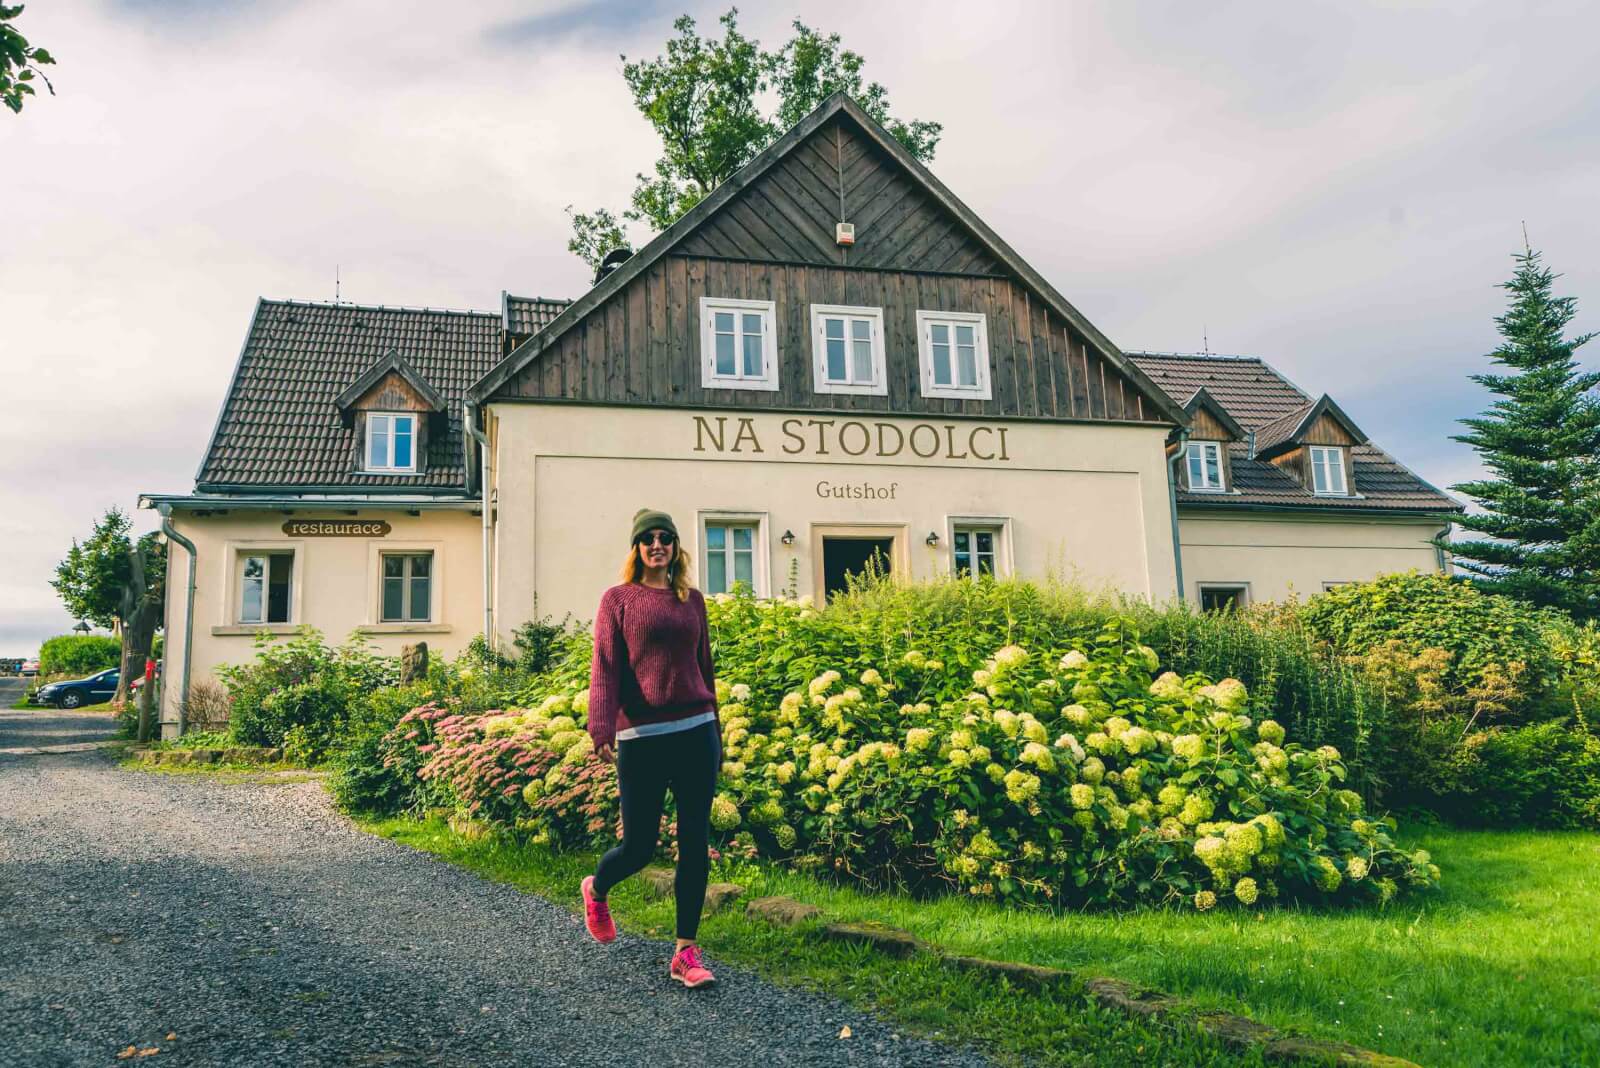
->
[[822, 536, 894, 600]]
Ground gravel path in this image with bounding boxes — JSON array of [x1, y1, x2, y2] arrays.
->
[[0, 713, 993, 1067]]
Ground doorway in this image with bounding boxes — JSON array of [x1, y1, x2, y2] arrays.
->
[[820, 535, 895, 601]]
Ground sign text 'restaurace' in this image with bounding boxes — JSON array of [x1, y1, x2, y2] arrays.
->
[[281, 520, 392, 537], [692, 416, 1011, 462]]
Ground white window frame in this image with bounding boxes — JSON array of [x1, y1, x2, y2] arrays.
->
[[1185, 440, 1226, 492], [809, 304, 888, 395], [361, 540, 450, 633], [945, 515, 1013, 581], [235, 549, 297, 625], [1197, 582, 1251, 613], [916, 311, 993, 400], [699, 297, 780, 392], [697, 511, 770, 597], [364, 412, 419, 473], [379, 550, 434, 623], [1308, 445, 1348, 496]]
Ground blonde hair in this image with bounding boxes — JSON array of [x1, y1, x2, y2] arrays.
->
[[618, 541, 693, 602]]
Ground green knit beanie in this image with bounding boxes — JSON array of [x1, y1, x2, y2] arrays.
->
[[630, 508, 679, 544]]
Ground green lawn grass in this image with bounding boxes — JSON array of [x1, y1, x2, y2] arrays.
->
[[366, 815, 1266, 1068], [364, 818, 1599, 1068], [731, 826, 1600, 1068]]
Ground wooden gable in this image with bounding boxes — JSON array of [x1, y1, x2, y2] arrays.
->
[[1299, 411, 1359, 447], [472, 94, 1186, 428], [352, 369, 436, 414], [676, 117, 1005, 277]]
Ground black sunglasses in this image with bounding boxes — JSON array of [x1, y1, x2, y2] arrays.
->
[[636, 530, 676, 547]]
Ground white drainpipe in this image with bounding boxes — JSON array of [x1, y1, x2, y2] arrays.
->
[[158, 505, 197, 737], [464, 401, 495, 650], [1167, 430, 1190, 603]]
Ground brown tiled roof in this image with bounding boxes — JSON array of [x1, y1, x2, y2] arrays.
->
[[197, 299, 501, 491], [503, 293, 571, 337], [1128, 352, 1461, 514], [1249, 403, 1315, 456]]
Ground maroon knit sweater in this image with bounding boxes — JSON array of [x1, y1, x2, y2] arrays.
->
[[587, 583, 718, 749]]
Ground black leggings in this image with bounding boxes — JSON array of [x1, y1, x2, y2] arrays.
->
[[592, 720, 720, 940]]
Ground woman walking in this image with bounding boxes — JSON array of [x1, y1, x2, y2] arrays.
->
[[581, 509, 721, 989]]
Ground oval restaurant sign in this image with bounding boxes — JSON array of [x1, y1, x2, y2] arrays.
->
[[281, 519, 391, 537]]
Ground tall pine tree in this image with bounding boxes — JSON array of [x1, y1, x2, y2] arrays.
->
[[1451, 245, 1600, 619]]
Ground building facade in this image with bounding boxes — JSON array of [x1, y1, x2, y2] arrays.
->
[[142, 94, 1458, 736]]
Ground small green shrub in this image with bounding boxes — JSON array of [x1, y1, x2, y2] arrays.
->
[[217, 629, 395, 761], [38, 634, 122, 677]]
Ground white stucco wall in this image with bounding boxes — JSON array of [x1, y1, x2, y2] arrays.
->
[[1178, 512, 1448, 604], [157, 507, 482, 735], [489, 403, 1180, 631]]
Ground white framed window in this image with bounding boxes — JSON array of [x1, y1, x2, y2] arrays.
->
[[699, 297, 779, 391], [916, 311, 992, 400], [380, 552, 433, 622], [1198, 583, 1250, 613], [947, 516, 1012, 581], [1185, 441, 1226, 491], [365, 412, 418, 473], [238, 552, 294, 624], [810, 304, 887, 395], [1309, 445, 1348, 495], [699, 512, 769, 596]]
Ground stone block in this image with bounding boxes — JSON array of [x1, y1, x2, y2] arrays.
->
[[640, 866, 676, 898], [1263, 1036, 1423, 1068], [942, 954, 1072, 989], [1196, 1012, 1280, 1049], [702, 882, 745, 914], [744, 896, 823, 927], [820, 921, 925, 958], [1083, 976, 1178, 1019]]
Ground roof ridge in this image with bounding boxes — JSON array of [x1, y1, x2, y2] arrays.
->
[[503, 293, 574, 305], [1125, 350, 1266, 363], [260, 297, 499, 318]]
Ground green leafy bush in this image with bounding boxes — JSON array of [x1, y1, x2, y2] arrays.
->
[[1391, 717, 1600, 829], [1300, 573, 1561, 706], [38, 634, 121, 677], [217, 629, 395, 761], [373, 591, 1438, 911]]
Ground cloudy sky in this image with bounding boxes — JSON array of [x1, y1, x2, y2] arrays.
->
[[3, 0, 1597, 654]]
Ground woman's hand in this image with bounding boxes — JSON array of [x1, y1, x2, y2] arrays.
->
[[596, 742, 616, 764]]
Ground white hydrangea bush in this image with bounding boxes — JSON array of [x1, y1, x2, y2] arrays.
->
[[699, 627, 1438, 909], [394, 595, 1440, 910]]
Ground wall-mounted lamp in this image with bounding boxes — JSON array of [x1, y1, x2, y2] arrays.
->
[[925, 530, 940, 547], [781, 529, 795, 546]]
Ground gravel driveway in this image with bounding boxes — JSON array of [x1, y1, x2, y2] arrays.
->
[[0, 712, 992, 1068]]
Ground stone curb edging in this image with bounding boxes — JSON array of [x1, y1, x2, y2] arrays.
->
[[0, 740, 127, 756], [739, 894, 1420, 1068], [132, 746, 284, 766]]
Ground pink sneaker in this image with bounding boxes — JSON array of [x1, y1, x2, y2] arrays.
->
[[670, 944, 716, 988], [581, 876, 616, 943]]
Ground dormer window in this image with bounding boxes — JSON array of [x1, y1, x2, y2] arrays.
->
[[366, 413, 417, 473], [1309, 445, 1348, 495], [1186, 441, 1226, 491]]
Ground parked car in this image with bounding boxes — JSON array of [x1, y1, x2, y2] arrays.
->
[[34, 669, 120, 709], [20, 659, 39, 677]]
